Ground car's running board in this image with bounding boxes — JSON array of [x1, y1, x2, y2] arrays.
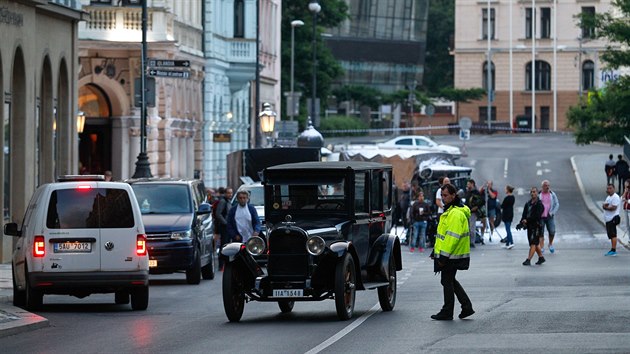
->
[[362, 281, 390, 289]]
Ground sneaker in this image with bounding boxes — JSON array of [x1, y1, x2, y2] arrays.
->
[[418, 248, 425, 253], [410, 247, 415, 252], [507, 244, 515, 250], [605, 250, 617, 256], [522, 259, 531, 266], [549, 246, 555, 253], [431, 311, 453, 321], [535, 257, 546, 265], [500, 238, 507, 243], [459, 307, 475, 319]]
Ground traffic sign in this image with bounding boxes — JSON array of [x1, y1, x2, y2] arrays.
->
[[148, 59, 190, 68], [459, 129, 470, 141], [148, 69, 190, 79], [459, 116, 472, 130], [425, 104, 435, 116]]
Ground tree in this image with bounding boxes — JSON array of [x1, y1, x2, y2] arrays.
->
[[423, 0, 454, 94], [437, 88, 486, 121], [332, 85, 383, 110], [568, 0, 630, 144], [280, 1, 349, 123]]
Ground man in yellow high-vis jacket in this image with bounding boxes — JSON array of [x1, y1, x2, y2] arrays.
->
[[431, 183, 475, 321]]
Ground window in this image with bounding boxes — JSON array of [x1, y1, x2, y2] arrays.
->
[[478, 107, 497, 123], [525, 61, 551, 91], [382, 171, 392, 211], [525, 8, 534, 39], [355, 173, 367, 213], [581, 7, 596, 39], [131, 184, 192, 214], [370, 172, 382, 212], [394, 138, 413, 146], [540, 7, 551, 39], [482, 61, 495, 91], [582, 60, 595, 91], [482, 8, 495, 40], [234, 0, 245, 38], [46, 189, 134, 229]]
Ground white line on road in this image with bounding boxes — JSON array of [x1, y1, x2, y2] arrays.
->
[[516, 188, 525, 195], [469, 159, 477, 167], [536, 161, 542, 167], [537, 170, 543, 176], [504, 158, 509, 178]]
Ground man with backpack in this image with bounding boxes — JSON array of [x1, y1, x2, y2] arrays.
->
[[214, 187, 233, 271], [615, 154, 629, 194]]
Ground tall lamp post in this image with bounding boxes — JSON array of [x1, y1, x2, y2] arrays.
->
[[259, 103, 277, 147], [132, 0, 152, 178], [308, 1, 321, 128], [289, 19, 304, 121]]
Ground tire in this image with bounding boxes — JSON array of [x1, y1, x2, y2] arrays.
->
[[278, 301, 294, 313], [115, 290, 130, 305], [334, 254, 356, 320], [222, 263, 245, 322], [25, 268, 43, 311], [201, 247, 215, 280], [377, 253, 397, 312], [130, 286, 149, 311], [12, 264, 26, 307], [186, 249, 202, 285]]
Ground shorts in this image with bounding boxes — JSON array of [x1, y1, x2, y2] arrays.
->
[[527, 226, 540, 246], [487, 208, 496, 218], [540, 216, 556, 236], [606, 220, 617, 239]]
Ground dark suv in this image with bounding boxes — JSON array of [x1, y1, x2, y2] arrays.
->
[[127, 178, 215, 284], [221, 161, 402, 321]]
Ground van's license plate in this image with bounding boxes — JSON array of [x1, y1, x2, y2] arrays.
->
[[53, 242, 91, 253], [272, 289, 303, 297], [149, 260, 157, 267]]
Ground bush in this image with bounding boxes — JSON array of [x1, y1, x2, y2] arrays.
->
[[319, 115, 369, 137]]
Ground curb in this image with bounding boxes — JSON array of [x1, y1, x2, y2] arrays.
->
[[0, 303, 49, 339], [571, 155, 605, 227]]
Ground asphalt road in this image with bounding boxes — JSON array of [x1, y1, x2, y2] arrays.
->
[[1, 134, 629, 353]]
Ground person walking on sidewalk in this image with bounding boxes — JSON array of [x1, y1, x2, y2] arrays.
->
[[603, 184, 621, 256], [501, 185, 515, 249], [480, 180, 499, 240], [538, 180, 560, 254], [520, 187, 545, 266], [615, 154, 629, 194], [410, 190, 431, 252], [430, 183, 474, 321], [605, 154, 616, 188]]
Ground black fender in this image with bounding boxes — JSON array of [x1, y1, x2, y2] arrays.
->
[[221, 243, 264, 278], [328, 241, 363, 289], [368, 234, 402, 281]]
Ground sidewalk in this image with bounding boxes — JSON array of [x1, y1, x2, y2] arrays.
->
[[0, 152, 619, 338]]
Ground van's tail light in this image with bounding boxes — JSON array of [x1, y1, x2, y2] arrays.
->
[[136, 234, 147, 256], [33, 235, 45, 257]]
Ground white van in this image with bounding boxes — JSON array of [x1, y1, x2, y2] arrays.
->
[[4, 175, 149, 311]]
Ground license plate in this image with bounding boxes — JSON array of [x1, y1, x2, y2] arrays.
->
[[53, 242, 91, 253], [149, 259, 157, 268], [272, 289, 303, 298]]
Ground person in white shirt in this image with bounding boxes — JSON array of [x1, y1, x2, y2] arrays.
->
[[227, 190, 261, 243], [603, 184, 621, 256], [435, 176, 450, 216]]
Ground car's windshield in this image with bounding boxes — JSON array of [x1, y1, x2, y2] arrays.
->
[[131, 184, 192, 214], [268, 180, 345, 212], [239, 185, 264, 206]]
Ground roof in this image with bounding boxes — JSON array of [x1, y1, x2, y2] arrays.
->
[[125, 177, 201, 185], [266, 161, 391, 171]]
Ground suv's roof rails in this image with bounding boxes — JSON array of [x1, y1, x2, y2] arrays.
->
[[57, 175, 105, 182]]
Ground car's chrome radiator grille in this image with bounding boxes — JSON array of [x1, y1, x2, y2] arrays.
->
[[146, 233, 171, 241], [268, 231, 308, 277]]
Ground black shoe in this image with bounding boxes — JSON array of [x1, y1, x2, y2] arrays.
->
[[535, 257, 546, 265], [459, 307, 475, 319], [500, 238, 507, 243], [431, 311, 453, 321], [522, 259, 531, 266]]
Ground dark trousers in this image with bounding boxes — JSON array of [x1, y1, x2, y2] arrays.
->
[[217, 224, 230, 269], [440, 266, 472, 315]]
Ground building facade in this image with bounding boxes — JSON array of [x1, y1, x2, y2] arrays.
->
[[78, 0, 205, 180], [454, 0, 613, 131], [0, 0, 83, 262]]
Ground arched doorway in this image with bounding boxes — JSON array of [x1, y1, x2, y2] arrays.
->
[[39, 56, 54, 185], [9, 47, 27, 222], [78, 84, 112, 175]]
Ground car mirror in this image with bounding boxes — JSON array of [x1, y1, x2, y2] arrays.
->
[[197, 203, 211, 215], [4, 222, 21, 237]]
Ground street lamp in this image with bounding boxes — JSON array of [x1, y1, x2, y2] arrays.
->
[[289, 19, 304, 121], [132, 0, 152, 178], [259, 103, 277, 147], [76, 111, 86, 134], [308, 0, 321, 128]]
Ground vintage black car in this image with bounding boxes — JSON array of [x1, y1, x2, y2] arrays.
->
[[221, 161, 402, 321]]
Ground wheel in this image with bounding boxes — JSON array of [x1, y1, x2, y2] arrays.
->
[[222, 263, 245, 322], [115, 290, 130, 305], [12, 264, 26, 307], [278, 301, 294, 313], [186, 249, 202, 284], [130, 286, 149, 311], [377, 253, 397, 311], [334, 254, 356, 320], [201, 246, 215, 280], [25, 267, 43, 311]]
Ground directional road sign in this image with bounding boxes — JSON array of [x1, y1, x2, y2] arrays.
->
[[148, 59, 190, 68], [148, 69, 190, 79]]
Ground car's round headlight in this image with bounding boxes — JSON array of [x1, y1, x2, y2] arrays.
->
[[246, 236, 266, 256], [306, 236, 325, 256]]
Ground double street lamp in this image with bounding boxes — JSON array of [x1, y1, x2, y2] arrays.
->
[[308, 1, 321, 128]]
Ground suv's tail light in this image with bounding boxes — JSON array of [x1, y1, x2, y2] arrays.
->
[[33, 235, 45, 257], [136, 234, 147, 256]]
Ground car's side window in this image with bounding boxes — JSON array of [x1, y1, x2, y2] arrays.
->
[[370, 172, 382, 212], [415, 138, 430, 147], [354, 172, 367, 213], [395, 138, 412, 146], [382, 170, 392, 211]]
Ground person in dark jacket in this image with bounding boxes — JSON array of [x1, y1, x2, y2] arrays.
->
[[501, 185, 515, 249], [227, 190, 261, 243], [616, 154, 629, 194], [214, 187, 233, 270], [519, 187, 545, 266]]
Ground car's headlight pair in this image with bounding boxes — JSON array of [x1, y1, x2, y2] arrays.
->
[[246, 236, 266, 256], [306, 236, 325, 256], [171, 230, 192, 240]]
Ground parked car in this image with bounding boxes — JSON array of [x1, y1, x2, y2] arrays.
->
[[221, 161, 402, 322], [4, 175, 149, 311], [127, 178, 215, 284], [377, 135, 461, 157]]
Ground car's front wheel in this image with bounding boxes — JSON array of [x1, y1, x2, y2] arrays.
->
[[334, 254, 356, 320], [201, 246, 215, 280], [377, 253, 397, 311], [186, 249, 202, 284], [278, 301, 294, 313], [130, 286, 149, 311], [222, 263, 245, 322]]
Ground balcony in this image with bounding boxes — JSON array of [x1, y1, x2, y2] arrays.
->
[[79, 6, 172, 43]]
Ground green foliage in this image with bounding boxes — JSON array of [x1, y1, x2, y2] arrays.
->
[[332, 85, 383, 109], [423, 0, 455, 94], [438, 87, 486, 102], [319, 115, 369, 137]]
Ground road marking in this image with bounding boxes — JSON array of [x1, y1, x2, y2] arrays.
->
[[504, 158, 509, 178], [536, 161, 542, 167], [537, 170, 543, 176], [516, 188, 525, 195], [469, 159, 477, 167], [304, 303, 380, 354]]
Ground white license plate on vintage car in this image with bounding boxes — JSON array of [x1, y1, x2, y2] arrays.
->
[[53, 242, 91, 253], [272, 289, 303, 298], [149, 260, 157, 268]]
